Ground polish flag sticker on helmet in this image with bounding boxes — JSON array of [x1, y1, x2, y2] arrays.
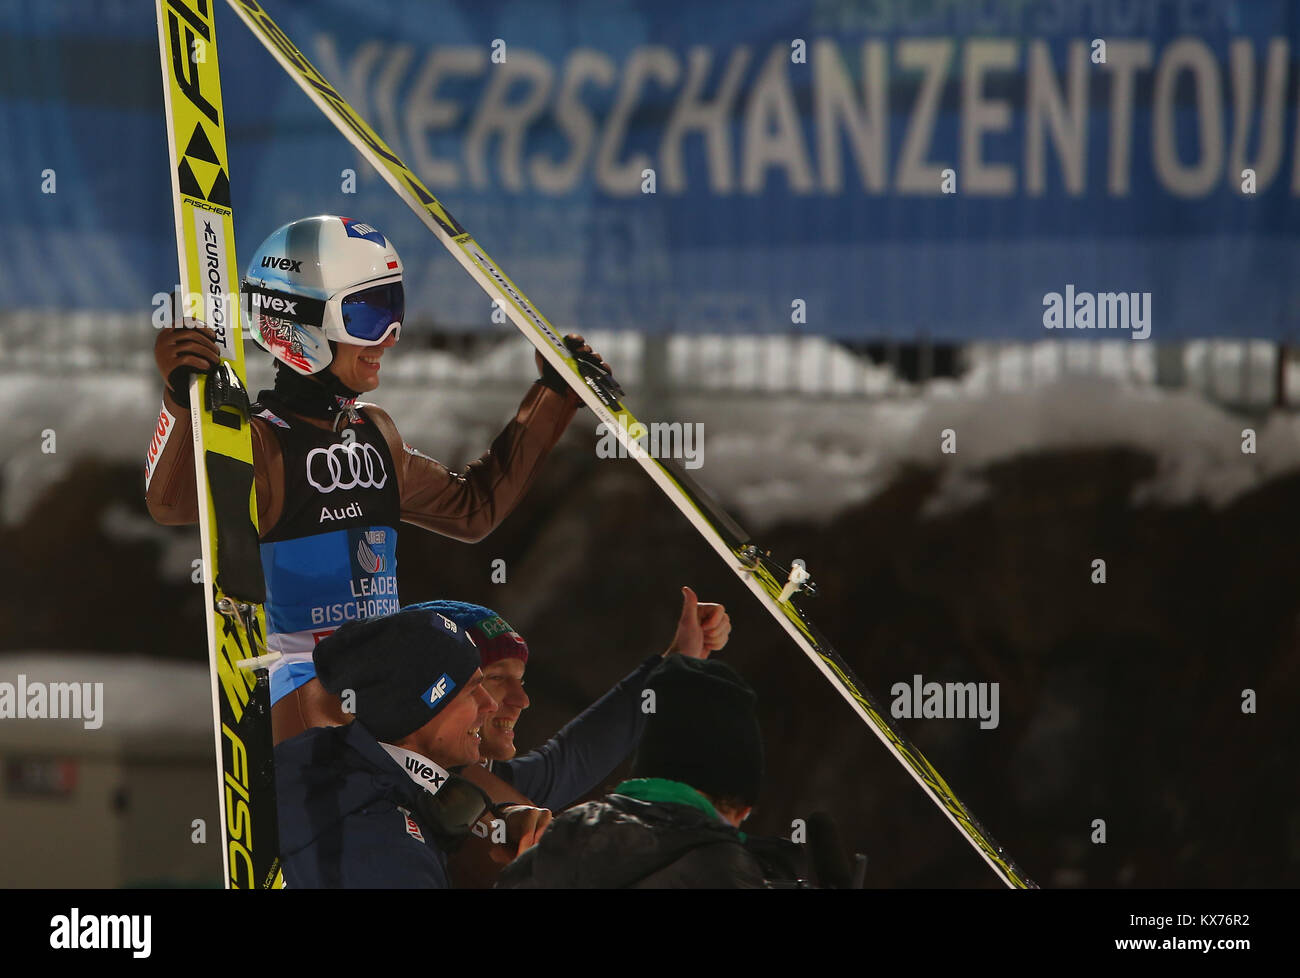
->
[[341, 218, 387, 246]]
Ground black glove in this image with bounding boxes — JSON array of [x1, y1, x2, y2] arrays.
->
[[536, 333, 621, 405], [155, 316, 220, 408]]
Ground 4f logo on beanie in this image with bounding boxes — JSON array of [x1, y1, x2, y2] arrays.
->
[[422, 673, 456, 708]]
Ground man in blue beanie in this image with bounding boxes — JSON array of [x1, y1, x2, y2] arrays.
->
[[274, 605, 552, 888], [419, 585, 730, 813]]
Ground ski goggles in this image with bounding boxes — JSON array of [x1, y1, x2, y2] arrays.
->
[[243, 278, 403, 347], [332, 280, 404, 345], [411, 772, 497, 851]]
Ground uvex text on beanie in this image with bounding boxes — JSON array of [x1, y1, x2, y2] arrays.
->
[[411, 600, 529, 667], [631, 655, 764, 805], [313, 606, 481, 743]]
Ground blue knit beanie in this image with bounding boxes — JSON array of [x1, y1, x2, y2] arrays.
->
[[412, 600, 529, 667]]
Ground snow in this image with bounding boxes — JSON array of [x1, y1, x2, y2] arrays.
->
[[3, 334, 1299, 535]]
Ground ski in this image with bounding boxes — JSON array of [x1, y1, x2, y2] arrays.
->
[[154, 0, 282, 889], [224, 0, 1033, 888]]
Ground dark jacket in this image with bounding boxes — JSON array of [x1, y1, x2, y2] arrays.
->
[[495, 793, 767, 889], [488, 654, 661, 810], [275, 722, 451, 888]]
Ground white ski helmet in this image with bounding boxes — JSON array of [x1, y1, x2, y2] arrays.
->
[[243, 215, 404, 376]]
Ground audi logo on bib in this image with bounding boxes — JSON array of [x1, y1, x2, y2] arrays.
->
[[307, 442, 388, 493]]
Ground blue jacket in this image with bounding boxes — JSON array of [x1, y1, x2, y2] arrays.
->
[[275, 721, 451, 888], [490, 654, 660, 810]]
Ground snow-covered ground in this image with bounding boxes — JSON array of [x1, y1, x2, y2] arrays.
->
[[5, 333, 1300, 543], [675, 379, 1300, 526]]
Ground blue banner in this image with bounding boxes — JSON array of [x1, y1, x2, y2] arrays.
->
[[0, 0, 1297, 340]]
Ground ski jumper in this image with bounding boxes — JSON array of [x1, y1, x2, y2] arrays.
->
[[145, 378, 579, 710]]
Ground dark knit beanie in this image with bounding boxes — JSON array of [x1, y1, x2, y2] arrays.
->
[[412, 600, 529, 668], [631, 655, 764, 806], [313, 605, 481, 743]]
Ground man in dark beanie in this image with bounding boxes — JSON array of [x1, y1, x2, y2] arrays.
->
[[496, 655, 768, 888], [274, 605, 552, 887]]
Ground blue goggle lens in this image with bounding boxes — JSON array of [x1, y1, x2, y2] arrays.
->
[[341, 282, 404, 342]]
